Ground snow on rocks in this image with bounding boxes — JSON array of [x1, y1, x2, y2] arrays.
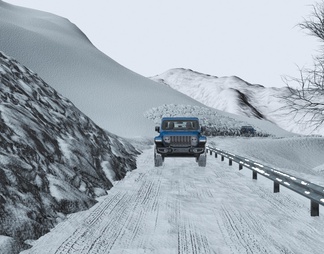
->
[[145, 104, 279, 137], [0, 51, 140, 251], [0, 236, 27, 254]]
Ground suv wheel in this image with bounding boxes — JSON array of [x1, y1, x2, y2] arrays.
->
[[154, 148, 163, 167], [197, 153, 207, 167]]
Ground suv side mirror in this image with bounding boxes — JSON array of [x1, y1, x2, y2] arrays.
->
[[201, 126, 206, 132], [155, 126, 160, 133]]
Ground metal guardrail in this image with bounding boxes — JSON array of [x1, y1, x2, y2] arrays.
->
[[206, 146, 324, 216]]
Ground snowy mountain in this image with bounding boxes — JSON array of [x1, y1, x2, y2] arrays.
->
[[150, 68, 323, 136], [1, 1, 324, 253], [0, 1, 295, 139], [0, 0, 209, 138], [0, 51, 139, 252]]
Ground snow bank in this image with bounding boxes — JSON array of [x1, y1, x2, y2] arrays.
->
[[209, 136, 324, 185]]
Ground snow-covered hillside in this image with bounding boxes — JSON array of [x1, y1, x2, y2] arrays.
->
[[0, 52, 139, 252], [0, 1, 209, 138], [150, 68, 323, 136]]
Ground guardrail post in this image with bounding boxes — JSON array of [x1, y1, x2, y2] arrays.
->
[[311, 201, 319, 216], [221, 155, 224, 161], [239, 164, 243, 170], [210, 150, 212, 155], [229, 159, 232, 166], [273, 182, 280, 193], [252, 171, 257, 180], [215, 153, 217, 158]]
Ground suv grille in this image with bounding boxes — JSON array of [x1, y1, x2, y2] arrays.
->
[[170, 136, 191, 147]]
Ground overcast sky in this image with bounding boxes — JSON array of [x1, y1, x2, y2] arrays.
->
[[4, 0, 320, 88]]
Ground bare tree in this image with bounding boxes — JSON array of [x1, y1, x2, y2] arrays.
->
[[283, 2, 324, 130]]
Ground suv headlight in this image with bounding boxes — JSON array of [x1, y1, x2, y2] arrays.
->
[[163, 136, 171, 143], [191, 136, 198, 146], [199, 136, 207, 143], [154, 137, 162, 143]]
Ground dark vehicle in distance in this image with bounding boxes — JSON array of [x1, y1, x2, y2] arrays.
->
[[240, 125, 256, 136], [154, 117, 207, 167]]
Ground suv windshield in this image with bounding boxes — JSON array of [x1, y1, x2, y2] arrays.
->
[[162, 120, 199, 131]]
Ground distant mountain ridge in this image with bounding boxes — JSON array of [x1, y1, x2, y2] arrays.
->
[[0, 51, 139, 251], [150, 68, 277, 119], [150, 68, 324, 136]]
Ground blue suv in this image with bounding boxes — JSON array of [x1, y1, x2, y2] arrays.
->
[[154, 117, 207, 167]]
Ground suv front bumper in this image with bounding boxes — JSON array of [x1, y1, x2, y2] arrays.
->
[[156, 147, 205, 156]]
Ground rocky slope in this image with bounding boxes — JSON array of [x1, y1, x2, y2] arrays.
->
[[0, 51, 139, 251]]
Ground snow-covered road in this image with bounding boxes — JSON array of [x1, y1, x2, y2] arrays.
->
[[22, 146, 324, 254]]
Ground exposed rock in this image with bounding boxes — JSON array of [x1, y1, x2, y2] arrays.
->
[[0, 51, 140, 245]]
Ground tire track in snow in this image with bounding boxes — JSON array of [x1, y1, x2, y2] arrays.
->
[[210, 162, 318, 254], [83, 191, 125, 227], [22, 146, 324, 254], [114, 172, 162, 251], [54, 191, 131, 254], [169, 162, 212, 254], [243, 181, 324, 253], [52, 168, 155, 253], [86, 178, 154, 253], [79, 168, 162, 253], [50, 191, 127, 254], [220, 204, 268, 254], [177, 219, 211, 254]]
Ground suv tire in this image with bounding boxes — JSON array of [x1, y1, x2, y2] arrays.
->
[[198, 153, 207, 167], [154, 149, 163, 167]]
